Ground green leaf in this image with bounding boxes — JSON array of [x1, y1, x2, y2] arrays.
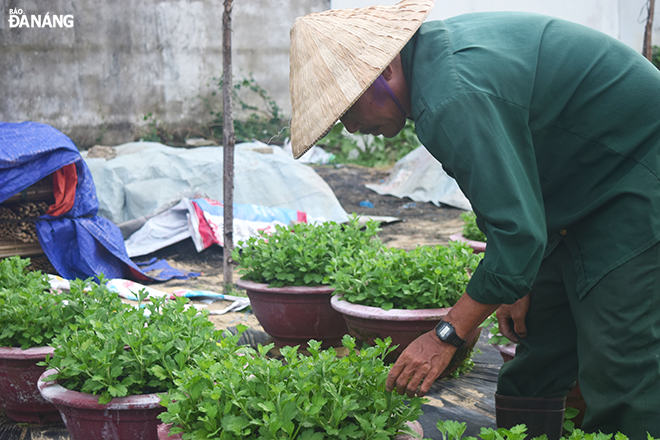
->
[[564, 406, 580, 419], [108, 383, 128, 397], [257, 401, 276, 413], [298, 429, 326, 440], [189, 377, 210, 401], [150, 364, 168, 381], [110, 365, 124, 378], [221, 414, 250, 434]]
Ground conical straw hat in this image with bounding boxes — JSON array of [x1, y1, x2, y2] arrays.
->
[[289, 0, 435, 159]]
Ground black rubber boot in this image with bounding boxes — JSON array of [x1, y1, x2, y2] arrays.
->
[[495, 393, 566, 440]]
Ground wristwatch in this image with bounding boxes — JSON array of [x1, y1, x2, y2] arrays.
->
[[434, 320, 466, 348]]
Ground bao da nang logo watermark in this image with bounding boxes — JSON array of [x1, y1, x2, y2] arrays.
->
[[8, 8, 74, 28]]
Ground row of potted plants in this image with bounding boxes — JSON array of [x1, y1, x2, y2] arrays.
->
[[0, 254, 431, 439], [232, 214, 485, 378], [0, 216, 639, 439]]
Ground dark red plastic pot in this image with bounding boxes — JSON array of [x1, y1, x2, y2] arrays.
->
[[449, 232, 486, 254], [494, 343, 516, 363], [38, 368, 164, 440], [0, 346, 61, 423], [236, 278, 348, 348], [157, 423, 182, 439], [331, 295, 480, 374], [157, 420, 423, 439]]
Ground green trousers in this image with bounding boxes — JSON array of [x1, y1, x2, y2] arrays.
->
[[497, 241, 660, 438]]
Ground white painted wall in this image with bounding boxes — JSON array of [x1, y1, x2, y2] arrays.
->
[[331, 0, 660, 54]]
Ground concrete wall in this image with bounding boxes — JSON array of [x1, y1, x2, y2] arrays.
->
[[0, 0, 329, 147], [332, 0, 660, 54]]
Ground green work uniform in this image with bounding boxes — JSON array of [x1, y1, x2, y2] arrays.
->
[[400, 12, 660, 436]]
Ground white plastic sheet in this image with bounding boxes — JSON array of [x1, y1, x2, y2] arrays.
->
[[122, 199, 192, 257], [124, 198, 317, 257], [366, 146, 471, 211]]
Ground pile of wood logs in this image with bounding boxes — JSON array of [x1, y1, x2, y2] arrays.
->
[[1, 177, 57, 272], [0, 201, 49, 243], [25, 254, 57, 274]]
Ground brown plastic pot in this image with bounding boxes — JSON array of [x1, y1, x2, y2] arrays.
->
[[38, 368, 164, 440], [157, 420, 424, 439], [157, 423, 182, 439], [0, 346, 61, 423], [331, 295, 481, 374], [494, 343, 516, 363], [449, 232, 486, 254], [236, 278, 348, 348]]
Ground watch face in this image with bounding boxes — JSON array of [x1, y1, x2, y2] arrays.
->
[[438, 325, 451, 339]]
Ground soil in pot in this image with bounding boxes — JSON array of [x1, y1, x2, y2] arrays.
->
[[0, 346, 61, 424], [38, 369, 164, 440], [331, 295, 480, 376], [236, 278, 348, 348]]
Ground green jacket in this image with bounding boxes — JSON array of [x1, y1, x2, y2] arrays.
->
[[400, 12, 660, 304]]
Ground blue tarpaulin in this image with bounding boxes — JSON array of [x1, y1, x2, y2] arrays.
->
[[0, 121, 196, 282]]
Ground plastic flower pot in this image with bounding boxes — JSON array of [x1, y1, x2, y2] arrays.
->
[[0, 346, 61, 423], [236, 278, 348, 348], [37, 368, 164, 440], [156, 420, 424, 440], [330, 295, 481, 374], [449, 232, 486, 254], [157, 423, 182, 440], [494, 343, 517, 363]]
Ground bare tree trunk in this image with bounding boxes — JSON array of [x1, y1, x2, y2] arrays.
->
[[222, 0, 235, 292], [643, 0, 656, 61]]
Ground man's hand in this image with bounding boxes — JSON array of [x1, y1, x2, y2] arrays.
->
[[496, 293, 531, 343], [385, 330, 457, 398], [385, 293, 500, 398]]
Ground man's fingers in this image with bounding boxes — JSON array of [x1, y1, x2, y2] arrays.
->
[[392, 361, 445, 398], [513, 316, 528, 339], [403, 371, 426, 398], [418, 366, 443, 396], [391, 359, 431, 397], [386, 362, 404, 392], [395, 368, 415, 396], [498, 316, 520, 343]]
